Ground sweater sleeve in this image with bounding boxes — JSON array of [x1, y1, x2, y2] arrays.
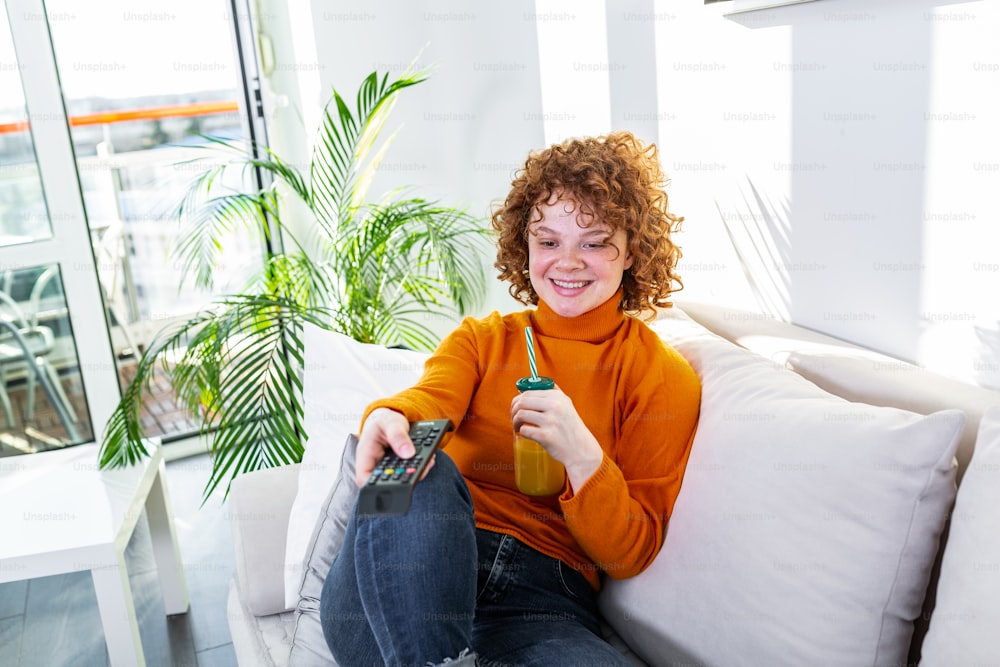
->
[[559, 339, 701, 579], [361, 317, 483, 433]]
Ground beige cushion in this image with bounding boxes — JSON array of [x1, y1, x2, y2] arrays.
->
[[921, 404, 1000, 665], [599, 308, 964, 666]]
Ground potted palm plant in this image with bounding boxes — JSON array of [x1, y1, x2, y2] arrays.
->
[[97, 66, 490, 500]]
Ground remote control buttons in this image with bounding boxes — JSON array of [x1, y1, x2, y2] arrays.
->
[[358, 419, 454, 516]]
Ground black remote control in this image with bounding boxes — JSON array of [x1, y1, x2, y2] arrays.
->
[[358, 419, 455, 516]]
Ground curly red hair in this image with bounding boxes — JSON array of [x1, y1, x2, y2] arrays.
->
[[491, 131, 684, 318]]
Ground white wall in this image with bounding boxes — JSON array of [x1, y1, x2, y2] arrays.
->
[[258, 0, 1000, 390], [652, 0, 1000, 389]]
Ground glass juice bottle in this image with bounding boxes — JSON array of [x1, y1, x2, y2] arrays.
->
[[514, 376, 566, 496]]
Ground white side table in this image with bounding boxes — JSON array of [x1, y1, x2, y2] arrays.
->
[[0, 443, 189, 666]]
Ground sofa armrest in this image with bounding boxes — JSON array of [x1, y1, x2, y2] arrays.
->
[[227, 463, 301, 616]]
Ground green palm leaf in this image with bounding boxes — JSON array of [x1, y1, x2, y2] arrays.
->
[[99, 64, 489, 501]]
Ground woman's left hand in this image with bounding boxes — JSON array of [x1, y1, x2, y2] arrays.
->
[[510, 384, 604, 492]]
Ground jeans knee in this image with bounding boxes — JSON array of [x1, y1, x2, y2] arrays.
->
[[411, 450, 473, 516]]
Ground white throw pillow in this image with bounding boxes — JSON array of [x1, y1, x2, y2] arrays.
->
[[598, 308, 965, 667], [920, 404, 1000, 665], [283, 324, 429, 608]]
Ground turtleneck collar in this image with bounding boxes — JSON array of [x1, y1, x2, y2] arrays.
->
[[529, 288, 627, 343]]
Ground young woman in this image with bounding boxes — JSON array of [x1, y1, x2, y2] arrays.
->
[[320, 131, 701, 667]]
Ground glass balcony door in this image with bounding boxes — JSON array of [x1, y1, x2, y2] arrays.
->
[[1, 0, 117, 454], [2, 0, 263, 455], [41, 0, 265, 444]]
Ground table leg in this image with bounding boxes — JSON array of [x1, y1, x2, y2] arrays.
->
[[91, 552, 144, 667], [145, 459, 189, 615]]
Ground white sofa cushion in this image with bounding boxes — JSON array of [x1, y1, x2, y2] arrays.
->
[[598, 308, 965, 666], [283, 325, 428, 608], [920, 404, 1000, 665]]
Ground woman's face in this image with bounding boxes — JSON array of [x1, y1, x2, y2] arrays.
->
[[527, 195, 632, 318]]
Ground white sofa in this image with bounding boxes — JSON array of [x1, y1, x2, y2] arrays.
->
[[225, 302, 1000, 666]]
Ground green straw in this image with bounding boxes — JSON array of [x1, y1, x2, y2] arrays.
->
[[525, 327, 539, 380]]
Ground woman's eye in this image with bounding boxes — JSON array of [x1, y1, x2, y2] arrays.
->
[[538, 240, 557, 248]]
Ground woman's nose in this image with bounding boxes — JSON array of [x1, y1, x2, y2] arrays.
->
[[555, 247, 584, 269]]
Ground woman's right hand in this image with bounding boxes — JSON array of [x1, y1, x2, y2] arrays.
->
[[354, 408, 433, 486]]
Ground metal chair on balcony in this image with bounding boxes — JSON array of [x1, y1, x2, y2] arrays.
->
[[0, 279, 80, 442]]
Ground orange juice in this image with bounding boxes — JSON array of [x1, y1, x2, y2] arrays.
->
[[514, 435, 565, 496], [513, 375, 564, 496]]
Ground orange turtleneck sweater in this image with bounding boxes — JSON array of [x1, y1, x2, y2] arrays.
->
[[363, 294, 701, 589]]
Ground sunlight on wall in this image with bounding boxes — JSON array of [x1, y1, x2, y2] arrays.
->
[[653, 3, 794, 319], [533, 0, 612, 144], [920, 1, 1000, 389], [650, 0, 999, 390]]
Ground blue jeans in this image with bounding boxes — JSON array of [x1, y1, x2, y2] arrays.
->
[[319, 452, 630, 667]]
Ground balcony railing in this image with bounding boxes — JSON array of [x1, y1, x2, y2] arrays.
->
[[0, 100, 239, 135]]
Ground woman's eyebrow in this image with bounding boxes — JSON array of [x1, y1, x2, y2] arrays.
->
[[530, 225, 612, 237]]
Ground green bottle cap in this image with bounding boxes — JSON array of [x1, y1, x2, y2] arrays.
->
[[516, 376, 554, 392]]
